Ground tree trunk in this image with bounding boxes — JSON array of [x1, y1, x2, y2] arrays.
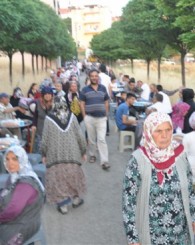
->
[[8, 53, 13, 83], [180, 50, 186, 87], [49, 59, 52, 68], [130, 58, 134, 74], [157, 56, 161, 83], [31, 53, 35, 74], [41, 56, 44, 71], [45, 58, 48, 71], [21, 51, 25, 76], [36, 54, 39, 73], [146, 59, 150, 80]]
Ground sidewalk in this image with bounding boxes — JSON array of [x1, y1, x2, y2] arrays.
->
[[42, 119, 131, 245]]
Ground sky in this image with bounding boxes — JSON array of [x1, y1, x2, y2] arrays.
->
[[99, 0, 130, 16], [62, 0, 130, 16]]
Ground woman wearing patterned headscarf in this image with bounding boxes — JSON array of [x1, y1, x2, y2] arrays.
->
[[40, 96, 86, 214], [0, 145, 45, 245], [122, 112, 195, 245]]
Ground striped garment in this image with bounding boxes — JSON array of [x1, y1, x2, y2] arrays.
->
[[80, 84, 109, 117]]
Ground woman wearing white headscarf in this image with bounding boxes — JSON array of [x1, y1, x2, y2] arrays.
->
[[40, 96, 86, 214], [0, 145, 45, 245], [183, 112, 195, 183], [122, 112, 195, 245]]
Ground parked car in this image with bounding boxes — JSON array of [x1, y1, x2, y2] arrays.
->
[[162, 59, 176, 65]]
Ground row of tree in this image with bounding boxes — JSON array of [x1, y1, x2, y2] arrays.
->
[[90, 0, 195, 86], [0, 0, 77, 81]]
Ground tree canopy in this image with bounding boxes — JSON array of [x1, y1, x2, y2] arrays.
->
[[0, 0, 77, 79], [90, 0, 195, 85]]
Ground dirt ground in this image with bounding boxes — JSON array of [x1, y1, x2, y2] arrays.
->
[[0, 52, 195, 104]]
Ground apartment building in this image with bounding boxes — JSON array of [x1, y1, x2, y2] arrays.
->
[[40, 1, 112, 49]]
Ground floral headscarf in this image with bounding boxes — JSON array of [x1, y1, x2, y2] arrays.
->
[[141, 112, 179, 162], [140, 112, 183, 186], [4, 145, 44, 191], [172, 102, 190, 130], [48, 96, 72, 130]]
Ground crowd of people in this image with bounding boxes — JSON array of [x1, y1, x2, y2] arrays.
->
[[0, 62, 195, 244]]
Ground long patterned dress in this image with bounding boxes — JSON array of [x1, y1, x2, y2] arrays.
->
[[122, 156, 195, 245]]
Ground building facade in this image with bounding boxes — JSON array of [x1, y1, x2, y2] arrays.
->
[[40, 1, 112, 49], [60, 4, 112, 49]]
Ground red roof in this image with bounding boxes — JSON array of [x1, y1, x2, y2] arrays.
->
[[59, 8, 71, 14]]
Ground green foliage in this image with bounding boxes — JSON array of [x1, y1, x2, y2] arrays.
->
[[0, 0, 76, 60], [90, 21, 137, 61], [122, 0, 168, 61], [174, 0, 195, 46]]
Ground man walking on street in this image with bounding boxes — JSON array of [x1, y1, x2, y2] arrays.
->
[[80, 69, 110, 170]]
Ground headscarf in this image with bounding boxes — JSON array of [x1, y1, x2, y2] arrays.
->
[[189, 111, 195, 130], [172, 102, 190, 130], [182, 88, 194, 102], [48, 96, 72, 130], [41, 86, 54, 96], [140, 112, 183, 186], [13, 87, 23, 98], [4, 145, 44, 191]]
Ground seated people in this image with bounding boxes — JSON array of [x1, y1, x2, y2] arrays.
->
[[122, 74, 130, 87], [136, 80, 150, 101], [149, 83, 157, 102], [0, 145, 45, 245], [110, 76, 123, 100], [115, 93, 137, 132], [0, 93, 25, 120], [10, 88, 32, 120], [137, 80, 150, 101], [0, 93, 26, 138], [171, 101, 190, 132], [146, 93, 168, 114], [117, 91, 127, 106], [156, 85, 172, 115], [27, 83, 38, 99]]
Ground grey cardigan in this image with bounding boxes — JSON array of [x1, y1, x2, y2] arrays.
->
[[41, 114, 86, 168], [132, 148, 194, 245]]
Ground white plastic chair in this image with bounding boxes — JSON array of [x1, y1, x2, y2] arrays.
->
[[119, 130, 135, 152]]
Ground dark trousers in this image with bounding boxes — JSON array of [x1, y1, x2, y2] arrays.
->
[[106, 118, 109, 134]]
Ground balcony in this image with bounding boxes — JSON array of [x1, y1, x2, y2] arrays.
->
[[83, 21, 100, 25], [84, 30, 100, 35]]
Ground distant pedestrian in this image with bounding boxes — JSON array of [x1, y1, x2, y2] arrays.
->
[[80, 69, 110, 170]]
